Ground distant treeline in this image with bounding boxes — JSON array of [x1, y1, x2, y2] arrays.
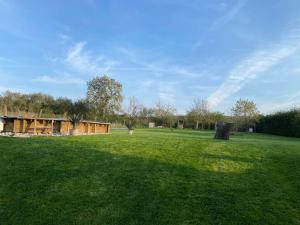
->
[[0, 75, 226, 128], [0, 75, 122, 121], [256, 109, 300, 137], [0, 91, 89, 118], [0, 90, 223, 129], [2, 75, 299, 136]]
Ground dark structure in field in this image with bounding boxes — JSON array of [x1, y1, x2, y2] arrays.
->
[[0, 116, 110, 135], [214, 121, 233, 140]]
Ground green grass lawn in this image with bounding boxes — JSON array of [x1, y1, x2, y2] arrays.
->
[[0, 129, 300, 225]]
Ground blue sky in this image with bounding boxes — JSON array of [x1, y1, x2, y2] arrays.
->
[[1, 0, 300, 114]]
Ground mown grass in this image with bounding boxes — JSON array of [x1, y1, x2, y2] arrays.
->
[[0, 129, 300, 225]]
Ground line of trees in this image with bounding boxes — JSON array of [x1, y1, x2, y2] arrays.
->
[[0, 91, 84, 117], [186, 99, 225, 130], [0, 75, 261, 130], [0, 75, 123, 121], [4, 74, 298, 136], [256, 109, 300, 137]]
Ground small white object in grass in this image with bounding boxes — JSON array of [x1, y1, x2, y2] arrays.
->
[[149, 122, 155, 128]]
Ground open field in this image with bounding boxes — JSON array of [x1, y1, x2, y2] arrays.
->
[[0, 129, 300, 225]]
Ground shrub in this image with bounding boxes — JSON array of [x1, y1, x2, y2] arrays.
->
[[256, 109, 300, 137], [69, 114, 81, 129]]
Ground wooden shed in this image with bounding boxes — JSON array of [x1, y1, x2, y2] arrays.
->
[[0, 116, 110, 135]]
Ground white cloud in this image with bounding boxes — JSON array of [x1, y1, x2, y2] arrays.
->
[[118, 47, 206, 78], [32, 75, 85, 85], [58, 33, 71, 42], [65, 41, 118, 75], [207, 34, 300, 109]]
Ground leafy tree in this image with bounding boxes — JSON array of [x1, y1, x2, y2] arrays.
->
[[0, 91, 55, 116], [71, 99, 90, 118], [87, 75, 123, 121], [256, 108, 300, 137], [27, 93, 55, 115], [50, 97, 73, 115], [231, 98, 259, 131], [0, 91, 28, 112], [208, 112, 225, 129]]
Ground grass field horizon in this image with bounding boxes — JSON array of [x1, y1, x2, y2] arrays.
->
[[1, 129, 300, 225]]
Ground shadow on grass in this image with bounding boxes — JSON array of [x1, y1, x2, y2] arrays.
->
[[0, 137, 299, 225]]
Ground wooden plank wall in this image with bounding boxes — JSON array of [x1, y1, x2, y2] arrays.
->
[[3, 118, 109, 135], [13, 119, 54, 134], [60, 121, 109, 135]]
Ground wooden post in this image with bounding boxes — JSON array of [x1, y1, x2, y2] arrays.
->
[[34, 119, 37, 134], [51, 120, 54, 135], [67, 122, 70, 134], [13, 119, 17, 133], [59, 121, 62, 134], [42, 120, 45, 134], [22, 120, 26, 133]]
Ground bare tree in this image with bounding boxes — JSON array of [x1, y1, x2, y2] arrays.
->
[[139, 106, 155, 126], [154, 101, 176, 128], [187, 99, 209, 129], [123, 97, 142, 134]]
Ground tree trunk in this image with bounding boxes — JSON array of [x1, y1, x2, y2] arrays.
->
[[196, 120, 199, 129], [39, 109, 43, 117]]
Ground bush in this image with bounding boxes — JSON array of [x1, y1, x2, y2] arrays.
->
[[256, 109, 300, 137]]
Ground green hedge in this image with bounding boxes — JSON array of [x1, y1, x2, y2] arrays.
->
[[256, 109, 300, 137]]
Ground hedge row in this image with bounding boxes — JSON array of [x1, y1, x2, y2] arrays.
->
[[256, 109, 300, 137]]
